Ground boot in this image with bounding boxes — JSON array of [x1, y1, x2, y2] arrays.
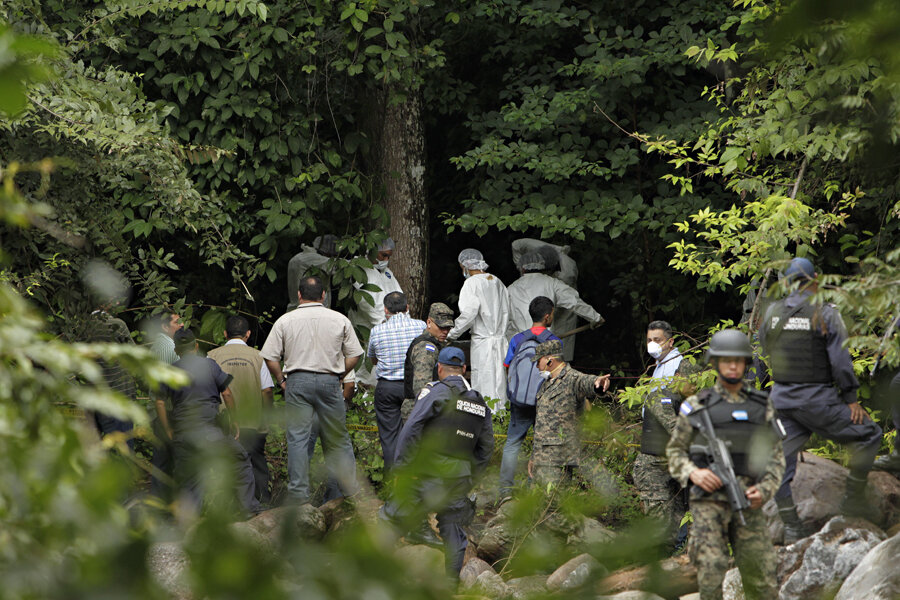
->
[[872, 450, 900, 474], [776, 497, 813, 545], [839, 474, 876, 520], [404, 520, 442, 547]]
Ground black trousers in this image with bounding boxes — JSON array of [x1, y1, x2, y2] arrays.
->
[[374, 379, 406, 470], [238, 428, 270, 504]]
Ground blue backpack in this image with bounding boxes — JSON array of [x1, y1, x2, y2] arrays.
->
[[506, 329, 555, 407]]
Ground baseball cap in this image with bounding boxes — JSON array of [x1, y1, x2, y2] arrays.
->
[[438, 347, 466, 366], [428, 302, 455, 328]]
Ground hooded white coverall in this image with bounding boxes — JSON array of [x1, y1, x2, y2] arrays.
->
[[349, 264, 403, 385], [447, 272, 510, 412], [511, 239, 582, 361], [506, 273, 603, 344]]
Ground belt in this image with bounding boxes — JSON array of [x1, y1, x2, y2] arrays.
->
[[285, 369, 339, 376]]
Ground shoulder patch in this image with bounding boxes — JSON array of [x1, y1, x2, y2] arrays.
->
[[417, 387, 432, 400], [424, 343, 436, 353], [660, 397, 672, 405], [680, 401, 693, 416]]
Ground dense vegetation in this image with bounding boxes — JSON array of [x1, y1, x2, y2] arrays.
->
[[0, 0, 898, 597]]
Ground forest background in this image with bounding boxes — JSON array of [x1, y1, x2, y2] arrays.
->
[[1, 0, 899, 597]]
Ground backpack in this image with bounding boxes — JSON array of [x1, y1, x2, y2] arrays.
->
[[506, 329, 555, 407]]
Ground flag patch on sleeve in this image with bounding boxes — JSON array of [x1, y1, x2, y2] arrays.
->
[[425, 343, 436, 353], [680, 401, 693, 416]]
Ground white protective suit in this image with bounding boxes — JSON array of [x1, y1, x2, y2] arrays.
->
[[286, 245, 332, 311], [447, 272, 510, 412], [507, 272, 603, 346], [511, 239, 582, 361], [349, 263, 403, 385]]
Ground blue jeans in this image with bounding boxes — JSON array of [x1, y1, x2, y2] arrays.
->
[[285, 372, 358, 504], [499, 403, 536, 495]]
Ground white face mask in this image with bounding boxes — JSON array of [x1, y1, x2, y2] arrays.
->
[[647, 341, 664, 359], [539, 369, 552, 380], [462, 268, 471, 279], [375, 260, 389, 272]]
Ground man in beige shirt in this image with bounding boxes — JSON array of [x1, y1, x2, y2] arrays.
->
[[262, 276, 364, 505]]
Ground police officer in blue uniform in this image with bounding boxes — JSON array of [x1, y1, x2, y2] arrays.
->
[[759, 257, 882, 542], [382, 347, 494, 579]]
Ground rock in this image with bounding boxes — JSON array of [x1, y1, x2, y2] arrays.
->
[[777, 515, 886, 600], [835, 531, 900, 600], [722, 568, 744, 600], [600, 554, 697, 598], [679, 594, 701, 600], [887, 522, 900, 537], [472, 570, 511, 598], [476, 517, 513, 564], [567, 516, 615, 550], [147, 542, 191, 600], [788, 453, 900, 531], [460, 557, 495, 589], [546, 553, 601, 591], [506, 575, 547, 599], [596, 592, 666, 600], [395, 544, 446, 583], [231, 505, 327, 550], [868, 471, 900, 529]]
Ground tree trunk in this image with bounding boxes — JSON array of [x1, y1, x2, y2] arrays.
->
[[376, 89, 428, 318]]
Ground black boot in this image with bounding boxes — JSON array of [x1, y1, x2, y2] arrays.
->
[[776, 497, 813, 545], [872, 450, 900, 474], [405, 520, 442, 547], [839, 474, 876, 520]]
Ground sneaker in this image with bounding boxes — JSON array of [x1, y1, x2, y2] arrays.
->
[[872, 452, 900, 474]]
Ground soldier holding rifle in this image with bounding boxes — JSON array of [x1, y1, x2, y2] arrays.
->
[[666, 330, 785, 600]]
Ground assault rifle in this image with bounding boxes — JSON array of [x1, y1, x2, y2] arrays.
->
[[690, 407, 751, 525]]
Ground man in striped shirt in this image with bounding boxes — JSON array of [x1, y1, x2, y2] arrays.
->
[[368, 292, 427, 470]]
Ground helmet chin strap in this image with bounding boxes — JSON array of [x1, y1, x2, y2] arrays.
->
[[720, 374, 743, 385]]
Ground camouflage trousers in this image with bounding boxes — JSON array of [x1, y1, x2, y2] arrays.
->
[[632, 453, 686, 545], [532, 460, 618, 499], [400, 397, 416, 421], [689, 499, 777, 600]]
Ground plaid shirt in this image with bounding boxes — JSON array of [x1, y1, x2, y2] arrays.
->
[[367, 312, 426, 380]]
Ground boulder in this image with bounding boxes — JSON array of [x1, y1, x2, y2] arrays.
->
[[600, 555, 697, 598], [546, 553, 601, 591], [395, 544, 446, 583], [596, 593, 666, 600], [147, 542, 191, 600], [777, 515, 886, 600], [567, 516, 616, 551], [476, 517, 513, 564], [834, 531, 900, 600], [460, 557, 496, 589], [788, 453, 900, 531], [506, 575, 547, 599], [231, 505, 327, 552], [722, 568, 744, 600], [471, 570, 511, 599], [678, 595, 700, 600]]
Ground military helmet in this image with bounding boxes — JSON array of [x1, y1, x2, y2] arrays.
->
[[707, 329, 753, 359]]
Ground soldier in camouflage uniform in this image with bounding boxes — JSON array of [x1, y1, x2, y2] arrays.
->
[[633, 357, 701, 549], [666, 330, 785, 600], [527, 340, 610, 485], [86, 305, 138, 450], [401, 303, 454, 419]]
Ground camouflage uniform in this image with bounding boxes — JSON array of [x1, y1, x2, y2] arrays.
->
[[633, 361, 699, 545], [532, 362, 599, 485], [86, 311, 137, 446], [401, 303, 455, 420], [666, 382, 785, 600]]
